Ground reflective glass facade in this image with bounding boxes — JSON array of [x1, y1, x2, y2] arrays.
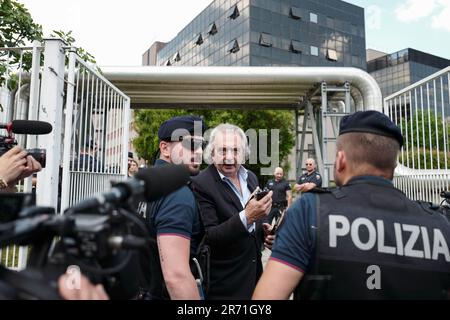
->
[[152, 0, 366, 69], [368, 48, 450, 97]]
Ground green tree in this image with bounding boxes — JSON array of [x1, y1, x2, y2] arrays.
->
[[0, 2, 97, 91], [401, 110, 450, 169], [133, 109, 295, 183], [0, 0, 43, 89], [52, 30, 97, 66]]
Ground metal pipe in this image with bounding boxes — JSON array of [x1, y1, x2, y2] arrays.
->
[[101, 66, 383, 111]]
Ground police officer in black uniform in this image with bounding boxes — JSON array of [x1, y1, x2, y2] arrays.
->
[[265, 167, 291, 224], [254, 110, 450, 300], [136, 115, 208, 300], [294, 158, 322, 194]]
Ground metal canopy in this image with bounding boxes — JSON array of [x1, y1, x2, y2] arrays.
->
[[101, 66, 382, 111]]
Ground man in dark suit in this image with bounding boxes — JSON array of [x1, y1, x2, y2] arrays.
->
[[191, 123, 273, 299]]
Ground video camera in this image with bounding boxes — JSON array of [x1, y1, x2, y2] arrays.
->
[[0, 120, 52, 168], [0, 164, 190, 300]]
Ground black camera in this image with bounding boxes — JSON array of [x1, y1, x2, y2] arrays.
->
[[255, 187, 270, 201], [0, 193, 35, 224], [0, 164, 190, 300], [0, 135, 16, 157]]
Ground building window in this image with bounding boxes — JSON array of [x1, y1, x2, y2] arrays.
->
[[228, 5, 240, 20], [173, 52, 181, 62], [310, 12, 318, 23], [326, 17, 334, 29], [310, 46, 319, 56], [227, 39, 240, 53], [259, 33, 272, 47], [208, 22, 218, 35], [326, 49, 338, 61], [290, 7, 302, 20], [195, 33, 204, 45], [290, 40, 302, 54]]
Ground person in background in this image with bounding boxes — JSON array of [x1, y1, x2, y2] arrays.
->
[[265, 167, 291, 225], [128, 159, 139, 177], [294, 158, 322, 194]]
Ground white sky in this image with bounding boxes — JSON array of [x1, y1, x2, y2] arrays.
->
[[19, 0, 213, 66]]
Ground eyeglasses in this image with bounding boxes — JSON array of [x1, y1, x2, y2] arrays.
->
[[179, 136, 207, 151], [305, 163, 313, 166]]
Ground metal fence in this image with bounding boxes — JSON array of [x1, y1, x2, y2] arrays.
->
[[0, 42, 42, 270], [385, 66, 450, 204], [0, 39, 130, 270], [60, 51, 130, 211]]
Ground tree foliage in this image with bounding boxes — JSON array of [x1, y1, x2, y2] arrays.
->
[[0, 2, 98, 91], [400, 110, 450, 169], [133, 109, 296, 183], [0, 0, 43, 88]]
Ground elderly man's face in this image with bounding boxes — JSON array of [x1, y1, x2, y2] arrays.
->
[[169, 135, 204, 176], [212, 130, 245, 178]]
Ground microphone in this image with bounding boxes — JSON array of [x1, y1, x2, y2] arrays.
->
[[68, 164, 190, 213], [0, 120, 52, 135]]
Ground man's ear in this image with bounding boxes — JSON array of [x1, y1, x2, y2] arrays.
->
[[159, 141, 171, 159], [335, 150, 346, 173]]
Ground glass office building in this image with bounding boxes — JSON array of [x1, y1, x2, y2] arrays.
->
[[368, 48, 450, 98], [144, 0, 366, 69]]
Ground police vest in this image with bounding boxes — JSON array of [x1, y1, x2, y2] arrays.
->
[[295, 179, 450, 300]]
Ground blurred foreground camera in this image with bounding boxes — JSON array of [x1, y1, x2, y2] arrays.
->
[[0, 164, 190, 300]]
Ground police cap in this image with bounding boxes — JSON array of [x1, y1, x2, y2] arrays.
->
[[158, 115, 207, 141], [339, 111, 404, 147]]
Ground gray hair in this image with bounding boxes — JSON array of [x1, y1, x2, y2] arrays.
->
[[204, 123, 250, 164]]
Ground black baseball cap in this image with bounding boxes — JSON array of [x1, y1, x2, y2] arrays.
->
[[339, 111, 404, 147]]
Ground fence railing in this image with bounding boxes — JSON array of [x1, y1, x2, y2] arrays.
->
[[0, 43, 42, 270], [60, 52, 130, 211], [384, 66, 450, 204], [0, 39, 130, 271]]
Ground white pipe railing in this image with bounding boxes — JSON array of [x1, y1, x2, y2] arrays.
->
[[385, 67, 450, 204]]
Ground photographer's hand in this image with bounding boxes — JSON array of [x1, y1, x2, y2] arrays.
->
[[0, 146, 28, 187], [11, 155, 42, 185]]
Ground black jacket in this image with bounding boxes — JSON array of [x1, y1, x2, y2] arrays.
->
[[191, 165, 264, 299]]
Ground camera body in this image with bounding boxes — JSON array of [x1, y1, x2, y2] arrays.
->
[[0, 135, 17, 157]]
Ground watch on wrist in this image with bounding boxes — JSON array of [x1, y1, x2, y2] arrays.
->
[[0, 177, 8, 190]]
